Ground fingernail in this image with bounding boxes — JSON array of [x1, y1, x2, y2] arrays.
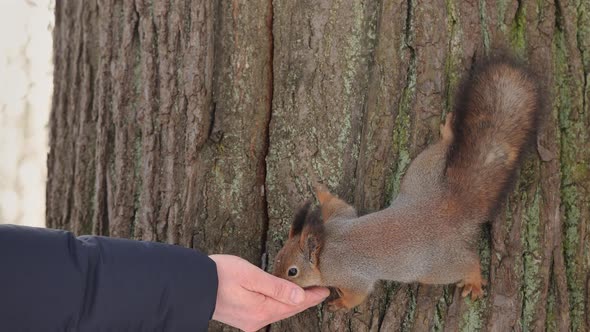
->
[[290, 288, 305, 304]]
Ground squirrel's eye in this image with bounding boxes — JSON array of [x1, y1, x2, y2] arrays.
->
[[287, 267, 298, 277]]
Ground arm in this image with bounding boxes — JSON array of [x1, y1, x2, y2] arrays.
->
[[0, 225, 217, 331]]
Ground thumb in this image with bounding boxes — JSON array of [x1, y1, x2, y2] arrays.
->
[[303, 286, 330, 304], [244, 270, 306, 305]]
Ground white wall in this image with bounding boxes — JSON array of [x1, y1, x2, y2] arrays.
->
[[0, 0, 53, 227]]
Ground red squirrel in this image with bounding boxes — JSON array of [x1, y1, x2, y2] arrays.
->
[[272, 55, 543, 311]]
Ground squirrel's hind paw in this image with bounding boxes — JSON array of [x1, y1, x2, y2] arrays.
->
[[457, 260, 486, 300], [458, 278, 487, 300]]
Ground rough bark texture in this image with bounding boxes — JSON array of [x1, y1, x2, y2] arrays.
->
[[48, 0, 589, 331]]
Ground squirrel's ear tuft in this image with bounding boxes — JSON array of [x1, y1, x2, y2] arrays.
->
[[289, 201, 312, 238], [304, 207, 324, 236], [300, 207, 325, 265], [314, 183, 333, 205], [315, 186, 357, 222]]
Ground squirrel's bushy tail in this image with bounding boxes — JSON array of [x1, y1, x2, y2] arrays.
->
[[446, 56, 543, 220]]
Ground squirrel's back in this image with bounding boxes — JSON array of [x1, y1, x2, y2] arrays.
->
[[446, 56, 543, 220]]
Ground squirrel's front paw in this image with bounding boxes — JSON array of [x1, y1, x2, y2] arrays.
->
[[327, 298, 346, 312], [326, 287, 369, 311]]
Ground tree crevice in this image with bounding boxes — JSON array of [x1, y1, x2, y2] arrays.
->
[[260, 0, 274, 271]]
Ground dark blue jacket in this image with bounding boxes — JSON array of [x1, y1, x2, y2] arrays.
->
[[0, 225, 218, 331]]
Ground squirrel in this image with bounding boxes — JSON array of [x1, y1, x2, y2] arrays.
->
[[272, 55, 543, 311]]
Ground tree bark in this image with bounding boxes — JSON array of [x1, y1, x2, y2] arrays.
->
[[48, 0, 589, 331]]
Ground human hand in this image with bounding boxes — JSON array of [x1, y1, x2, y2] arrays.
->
[[209, 254, 329, 332]]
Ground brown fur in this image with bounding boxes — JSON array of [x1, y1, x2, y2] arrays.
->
[[315, 185, 357, 222], [446, 55, 543, 221], [272, 55, 543, 310]]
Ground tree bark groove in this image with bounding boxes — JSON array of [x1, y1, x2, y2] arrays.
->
[[47, 0, 589, 331]]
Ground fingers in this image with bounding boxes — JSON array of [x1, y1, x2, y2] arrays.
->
[[272, 288, 328, 314], [258, 287, 330, 326], [243, 268, 307, 305], [241, 286, 330, 331]]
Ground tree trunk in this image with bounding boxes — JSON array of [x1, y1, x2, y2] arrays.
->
[[47, 0, 589, 331]]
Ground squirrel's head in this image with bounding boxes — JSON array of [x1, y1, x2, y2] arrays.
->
[[272, 185, 357, 287], [272, 202, 325, 288]]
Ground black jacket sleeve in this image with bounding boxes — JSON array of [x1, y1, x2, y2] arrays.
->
[[0, 225, 218, 331]]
